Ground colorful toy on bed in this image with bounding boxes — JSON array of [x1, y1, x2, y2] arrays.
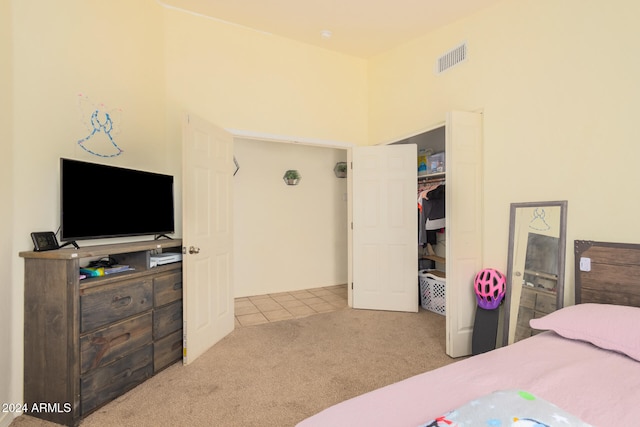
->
[[418, 389, 592, 427]]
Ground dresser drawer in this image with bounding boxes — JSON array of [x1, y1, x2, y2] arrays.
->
[[154, 329, 183, 372], [80, 312, 152, 374], [153, 300, 182, 339], [153, 271, 183, 306], [80, 278, 153, 332], [80, 344, 153, 415]]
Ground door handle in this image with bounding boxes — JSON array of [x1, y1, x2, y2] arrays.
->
[[188, 246, 200, 254]]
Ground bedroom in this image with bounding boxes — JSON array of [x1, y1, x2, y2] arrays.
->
[[3, 0, 640, 426]]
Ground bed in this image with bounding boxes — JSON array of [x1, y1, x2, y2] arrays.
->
[[297, 240, 640, 426]]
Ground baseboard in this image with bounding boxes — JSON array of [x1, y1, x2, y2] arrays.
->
[[0, 411, 15, 427]]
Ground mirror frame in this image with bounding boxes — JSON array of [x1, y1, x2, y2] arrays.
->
[[502, 200, 568, 347]]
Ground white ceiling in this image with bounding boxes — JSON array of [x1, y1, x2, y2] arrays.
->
[[159, 0, 502, 58]]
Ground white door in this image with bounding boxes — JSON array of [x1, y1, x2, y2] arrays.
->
[[351, 144, 418, 312], [445, 111, 483, 358], [182, 113, 235, 365]]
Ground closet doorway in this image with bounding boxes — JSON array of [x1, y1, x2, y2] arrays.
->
[[226, 110, 481, 359], [367, 111, 483, 358], [392, 125, 447, 272], [232, 137, 349, 299]]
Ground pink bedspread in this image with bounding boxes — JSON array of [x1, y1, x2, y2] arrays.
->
[[296, 332, 640, 426]]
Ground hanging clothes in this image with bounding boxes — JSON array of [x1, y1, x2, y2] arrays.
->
[[418, 182, 445, 245], [424, 184, 445, 230]]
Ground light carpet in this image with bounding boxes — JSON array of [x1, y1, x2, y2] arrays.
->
[[11, 308, 455, 427]]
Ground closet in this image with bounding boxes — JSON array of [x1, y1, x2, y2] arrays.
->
[[394, 126, 447, 275], [390, 111, 483, 358]]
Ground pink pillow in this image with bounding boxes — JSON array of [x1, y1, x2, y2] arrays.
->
[[530, 303, 640, 362]]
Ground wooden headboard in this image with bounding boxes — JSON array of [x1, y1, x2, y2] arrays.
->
[[575, 240, 640, 306]]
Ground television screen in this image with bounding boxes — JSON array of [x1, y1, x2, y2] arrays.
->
[[60, 158, 175, 241]]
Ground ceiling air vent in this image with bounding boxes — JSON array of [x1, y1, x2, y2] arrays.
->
[[436, 42, 467, 74]]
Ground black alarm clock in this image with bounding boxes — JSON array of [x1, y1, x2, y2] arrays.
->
[[31, 231, 60, 251]]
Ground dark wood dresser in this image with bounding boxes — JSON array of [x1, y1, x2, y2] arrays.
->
[[20, 240, 183, 426]]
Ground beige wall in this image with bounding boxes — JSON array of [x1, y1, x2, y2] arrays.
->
[[6, 0, 640, 423], [4, 2, 366, 419], [1, 1, 14, 425], [368, 0, 640, 303], [162, 5, 369, 146], [161, 6, 366, 297], [6, 1, 170, 423], [233, 139, 348, 297], [11, 0, 170, 247]]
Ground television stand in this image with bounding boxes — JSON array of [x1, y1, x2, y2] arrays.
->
[[19, 239, 183, 426]]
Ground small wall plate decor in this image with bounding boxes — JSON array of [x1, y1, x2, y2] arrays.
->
[[334, 162, 347, 178], [283, 169, 301, 185]]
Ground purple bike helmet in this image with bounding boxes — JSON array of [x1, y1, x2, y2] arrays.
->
[[474, 268, 506, 310]]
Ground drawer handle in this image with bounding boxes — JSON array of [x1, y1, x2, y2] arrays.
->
[[110, 332, 131, 347], [173, 282, 182, 291], [111, 295, 133, 308], [172, 312, 182, 322], [171, 340, 182, 351]]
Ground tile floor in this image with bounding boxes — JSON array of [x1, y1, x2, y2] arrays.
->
[[234, 284, 348, 327]]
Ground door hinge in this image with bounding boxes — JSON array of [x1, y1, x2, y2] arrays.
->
[[351, 282, 354, 290], [350, 161, 353, 169], [351, 222, 353, 230]]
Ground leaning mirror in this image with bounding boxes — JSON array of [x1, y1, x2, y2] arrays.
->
[[502, 201, 567, 346]]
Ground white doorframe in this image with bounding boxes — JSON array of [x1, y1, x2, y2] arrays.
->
[[226, 128, 355, 150], [445, 111, 483, 358], [360, 112, 483, 358]]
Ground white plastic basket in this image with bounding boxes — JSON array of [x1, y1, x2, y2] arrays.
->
[[419, 270, 446, 315]]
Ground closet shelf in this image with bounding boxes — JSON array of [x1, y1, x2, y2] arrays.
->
[[418, 172, 445, 180], [420, 255, 446, 264]]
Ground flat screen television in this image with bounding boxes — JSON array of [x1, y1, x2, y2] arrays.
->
[[60, 158, 175, 242]]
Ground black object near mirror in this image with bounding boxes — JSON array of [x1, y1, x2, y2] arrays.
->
[[502, 200, 568, 346]]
